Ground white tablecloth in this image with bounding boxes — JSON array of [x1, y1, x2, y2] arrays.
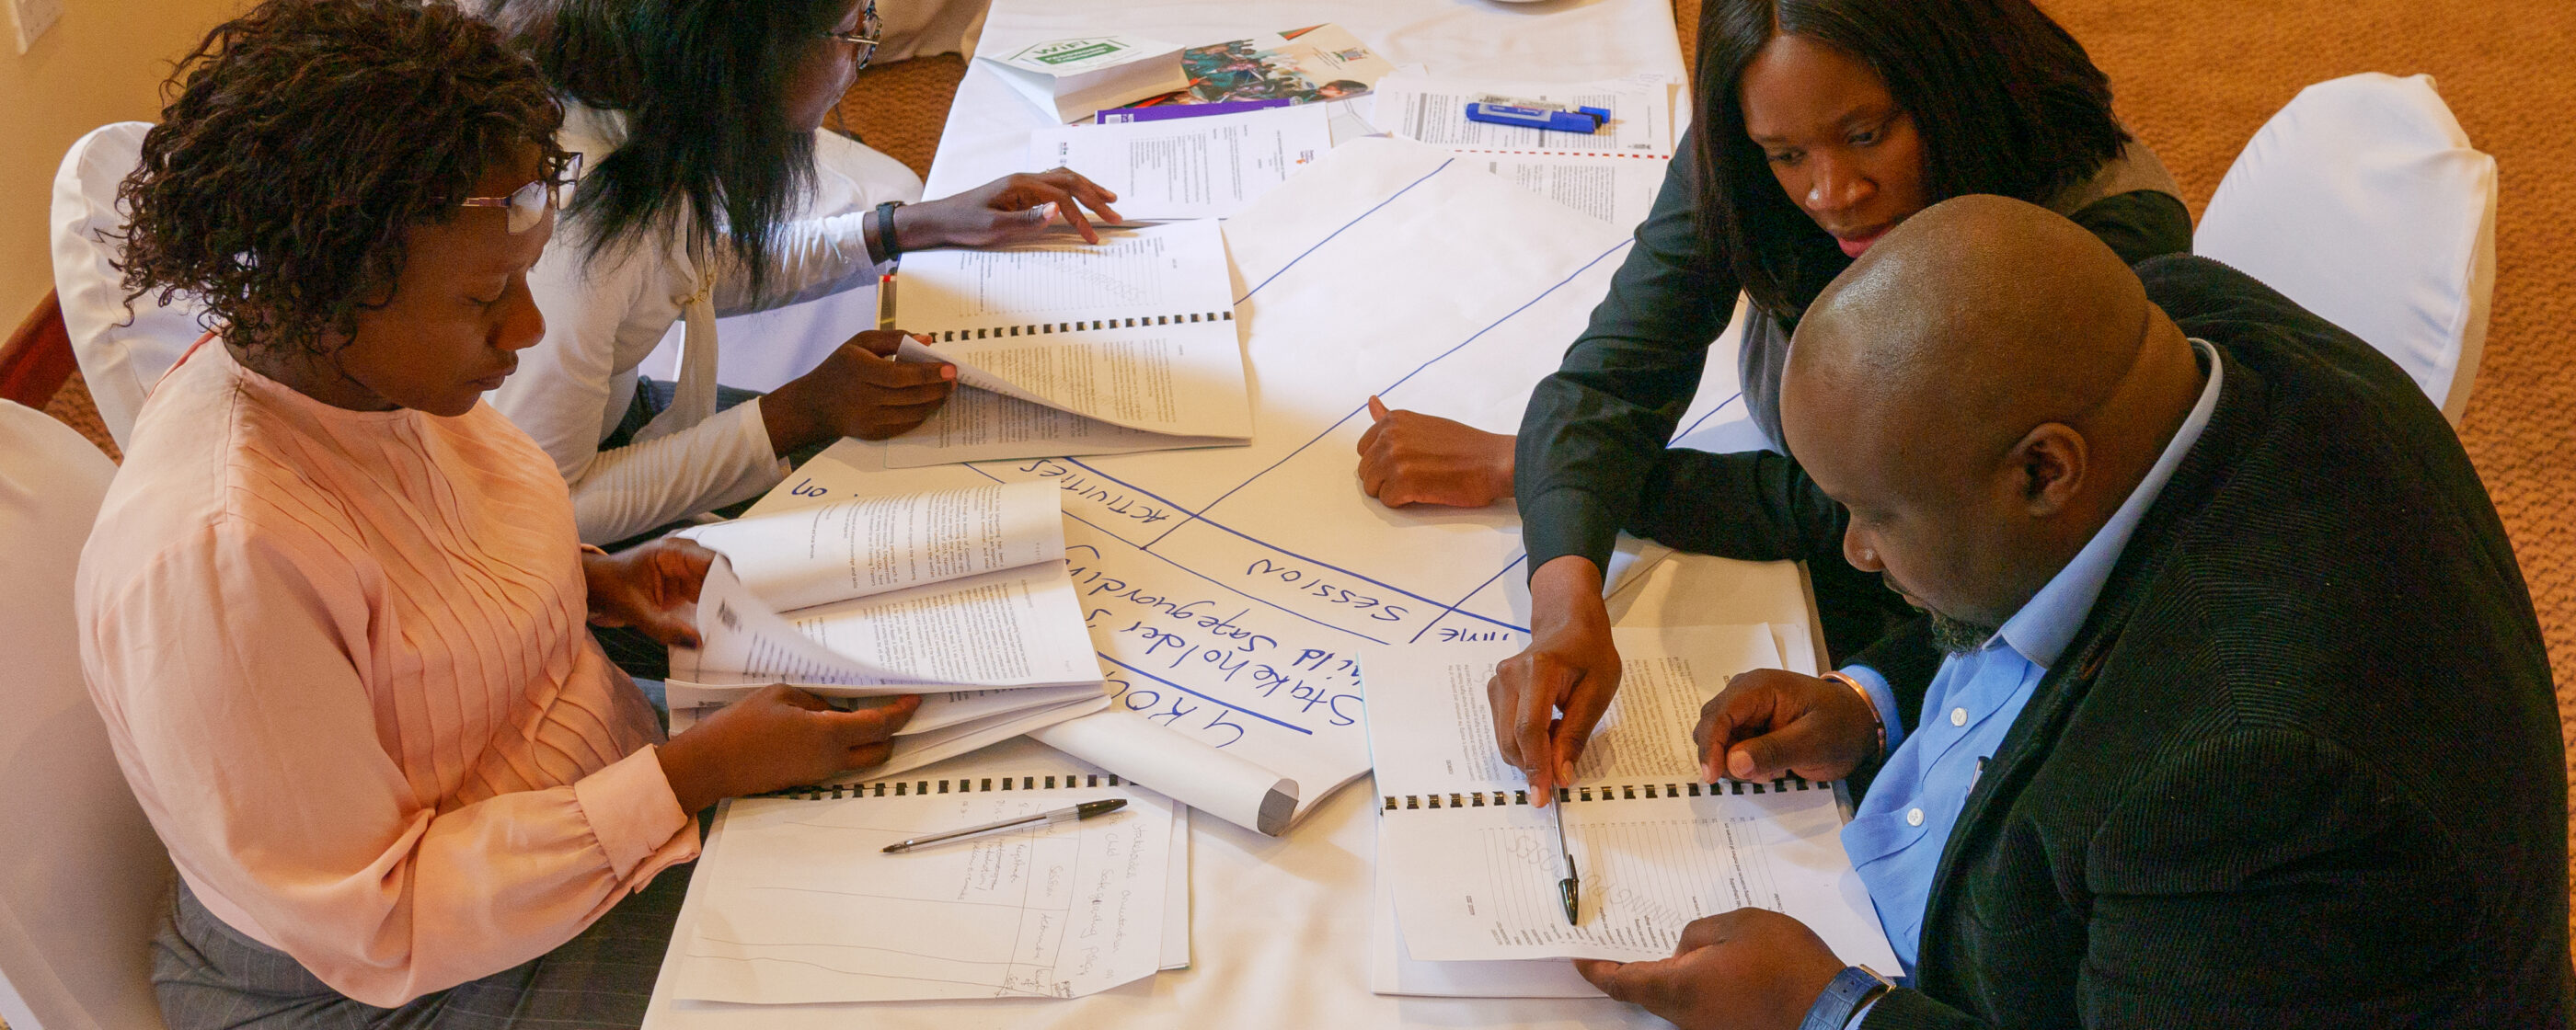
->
[[641, 5, 1812, 1027]]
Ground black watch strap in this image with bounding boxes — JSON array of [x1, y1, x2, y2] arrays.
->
[[874, 200, 905, 260], [1798, 965, 1894, 1030]]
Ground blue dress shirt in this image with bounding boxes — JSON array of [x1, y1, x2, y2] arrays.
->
[[1836, 340, 2222, 978]]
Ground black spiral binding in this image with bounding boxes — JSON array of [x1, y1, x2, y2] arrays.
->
[[763, 772, 1127, 801], [1381, 776, 1817, 811], [932, 311, 1233, 343]]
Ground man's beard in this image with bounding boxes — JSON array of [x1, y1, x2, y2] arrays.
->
[[1925, 609, 2002, 655], [1883, 573, 2001, 654]]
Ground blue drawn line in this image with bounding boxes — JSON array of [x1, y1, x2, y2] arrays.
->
[[1179, 514, 1525, 635], [1190, 235, 1639, 528], [962, 463, 1396, 646], [1233, 158, 1455, 304], [1671, 391, 1744, 443], [1408, 553, 1533, 644], [1096, 655, 1315, 735], [1038, 457, 1514, 635]]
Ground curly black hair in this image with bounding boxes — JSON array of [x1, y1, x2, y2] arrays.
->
[[117, 0, 568, 358]]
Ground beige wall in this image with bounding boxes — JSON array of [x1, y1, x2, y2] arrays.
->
[[0, 0, 247, 326]]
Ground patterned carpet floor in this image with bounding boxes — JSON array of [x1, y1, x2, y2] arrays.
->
[[17, 5, 2570, 1018]]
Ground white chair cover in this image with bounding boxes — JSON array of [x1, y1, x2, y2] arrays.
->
[[51, 121, 207, 450], [2194, 73, 2497, 426], [0, 401, 173, 1030]]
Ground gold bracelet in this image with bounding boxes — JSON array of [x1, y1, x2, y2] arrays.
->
[[1821, 670, 1885, 756]]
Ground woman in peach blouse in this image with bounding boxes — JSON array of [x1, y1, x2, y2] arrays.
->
[[76, 2, 912, 1025]]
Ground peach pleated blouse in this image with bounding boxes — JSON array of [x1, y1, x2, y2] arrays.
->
[[77, 341, 697, 1007]]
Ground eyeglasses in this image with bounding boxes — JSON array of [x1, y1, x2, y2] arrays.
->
[[458, 152, 581, 235], [825, 0, 880, 71]]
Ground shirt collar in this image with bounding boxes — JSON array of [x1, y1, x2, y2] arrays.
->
[[1990, 338, 2224, 670]]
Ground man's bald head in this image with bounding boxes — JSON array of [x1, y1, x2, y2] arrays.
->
[[1784, 195, 2205, 644]]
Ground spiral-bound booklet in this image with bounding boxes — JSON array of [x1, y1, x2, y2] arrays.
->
[[1361, 625, 1898, 978], [884, 218, 1252, 467], [669, 767, 1184, 1004]]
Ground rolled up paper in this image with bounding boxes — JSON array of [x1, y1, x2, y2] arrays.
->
[[1031, 710, 1299, 836]]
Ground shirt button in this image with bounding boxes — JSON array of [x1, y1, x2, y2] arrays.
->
[[1950, 707, 1968, 727], [1906, 807, 1925, 827]]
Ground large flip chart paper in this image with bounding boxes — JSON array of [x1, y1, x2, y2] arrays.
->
[[750, 137, 1755, 820]]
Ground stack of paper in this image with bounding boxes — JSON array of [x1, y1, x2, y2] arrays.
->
[[1361, 624, 1898, 997], [666, 480, 1110, 780], [885, 219, 1253, 468], [982, 35, 1190, 122], [668, 765, 1188, 1003]]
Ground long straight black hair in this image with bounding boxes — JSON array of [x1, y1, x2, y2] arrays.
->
[[1696, 0, 2132, 317], [516, 0, 846, 300]]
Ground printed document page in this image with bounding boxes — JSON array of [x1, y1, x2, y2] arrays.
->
[[1370, 73, 1678, 155], [1030, 104, 1332, 219], [673, 557, 1101, 691], [1462, 151, 1665, 229], [673, 785, 1175, 1002], [1377, 785, 1893, 966], [886, 220, 1250, 456], [682, 481, 1064, 612], [1362, 625, 1779, 797], [1363, 627, 1896, 967], [1364, 74, 1677, 229]]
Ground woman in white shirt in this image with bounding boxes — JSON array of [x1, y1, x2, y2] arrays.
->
[[490, 0, 1121, 545]]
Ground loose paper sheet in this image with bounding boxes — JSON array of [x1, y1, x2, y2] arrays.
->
[[673, 785, 1175, 1002], [1369, 74, 1678, 155], [1363, 73, 1679, 229], [1030, 104, 1332, 219]]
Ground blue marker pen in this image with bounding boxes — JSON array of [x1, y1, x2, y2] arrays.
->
[[1464, 101, 1604, 134]]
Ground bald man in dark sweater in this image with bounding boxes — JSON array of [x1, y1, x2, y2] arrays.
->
[[1574, 196, 2567, 1029]]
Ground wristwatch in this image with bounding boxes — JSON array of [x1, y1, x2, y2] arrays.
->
[[1798, 965, 1895, 1030], [873, 200, 906, 261]]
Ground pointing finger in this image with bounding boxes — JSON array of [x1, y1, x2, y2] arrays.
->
[[1367, 395, 1390, 421]]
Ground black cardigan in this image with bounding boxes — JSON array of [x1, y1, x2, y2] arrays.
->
[[1810, 256, 2568, 1026]]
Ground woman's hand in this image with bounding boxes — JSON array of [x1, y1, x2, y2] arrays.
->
[[897, 168, 1123, 248], [582, 537, 718, 647], [1357, 396, 1518, 508], [760, 329, 958, 453], [658, 687, 920, 813]]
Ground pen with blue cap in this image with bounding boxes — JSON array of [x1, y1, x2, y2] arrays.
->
[[1465, 94, 1613, 135]]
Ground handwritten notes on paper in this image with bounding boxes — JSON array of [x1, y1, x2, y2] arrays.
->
[[755, 139, 1765, 818]]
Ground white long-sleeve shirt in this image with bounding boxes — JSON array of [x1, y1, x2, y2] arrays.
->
[[493, 105, 913, 544]]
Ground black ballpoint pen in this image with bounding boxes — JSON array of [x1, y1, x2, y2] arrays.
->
[[880, 798, 1127, 853]]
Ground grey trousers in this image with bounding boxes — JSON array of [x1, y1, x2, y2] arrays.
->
[[151, 864, 691, 1030]]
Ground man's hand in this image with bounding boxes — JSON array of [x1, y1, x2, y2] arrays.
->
[[582, 537, 718, 647], [1694, 669, 1881, 784], [657, 687, 920, 813], [901, 168, 1123, 248], [1489, 555, 1622, 804], [1574, 909, 1847, 1030], [1356, 396, 1517, 508], [761, 329, 957, 452]]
